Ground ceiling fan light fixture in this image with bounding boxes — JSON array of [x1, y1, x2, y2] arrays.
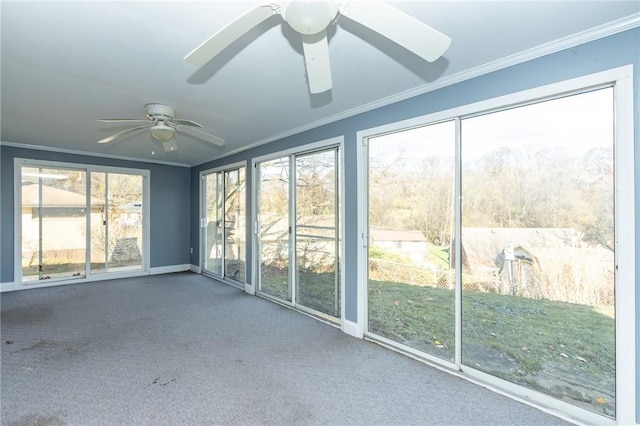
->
[[283, 0, 338, 35], [99, 103, 224, 150], [150, 122, 175, 142]]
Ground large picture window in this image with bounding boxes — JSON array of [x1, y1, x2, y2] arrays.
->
[[359, 67, 634, 423]]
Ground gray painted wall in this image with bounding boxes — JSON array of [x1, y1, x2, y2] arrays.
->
[[0, 145, 191, 282]]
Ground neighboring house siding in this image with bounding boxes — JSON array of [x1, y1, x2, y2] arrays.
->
[[20, 183, 105, 265], [371, 229, 427, 263]]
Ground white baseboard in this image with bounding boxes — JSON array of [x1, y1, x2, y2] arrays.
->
[[1, 264, 192, 293], [342, 319, 363, 338], [149, 264, 191, 275], [245, 283, 254, 295], [190, 264, 201, 274], [1, 269, 148, 292]]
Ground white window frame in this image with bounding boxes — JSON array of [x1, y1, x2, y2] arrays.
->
[[356, 65, 635, 425], [251, 136, 345, 327], [14, 158, 151, 288]]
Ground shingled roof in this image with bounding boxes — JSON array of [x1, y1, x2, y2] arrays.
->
[[21, 183, 104, 208]]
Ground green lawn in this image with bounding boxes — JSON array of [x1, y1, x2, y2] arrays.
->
[[259, 266, 340, 317], [368, 279, 615, 414]]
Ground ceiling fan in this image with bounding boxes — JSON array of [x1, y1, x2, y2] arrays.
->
[[98, 103, 225, 152], [184, 0, 451, 94]]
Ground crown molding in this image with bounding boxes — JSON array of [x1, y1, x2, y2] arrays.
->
[[205, 12, 640, 166], [0, 141, 191, 168]]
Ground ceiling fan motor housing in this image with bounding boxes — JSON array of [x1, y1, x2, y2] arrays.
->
[[145, 103, 175, 120], [282, 0, 339, 35]]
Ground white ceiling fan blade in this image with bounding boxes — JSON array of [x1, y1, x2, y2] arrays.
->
[[98, 125, 148, 144], [162, 139, 178, 152], [169, 118, 203, 128], [98, 118, 149, 124], [177, 125, 225, 147], [184, 4, 277, 65], [341, 1, 451, 62], [301, 30, 332, 94]]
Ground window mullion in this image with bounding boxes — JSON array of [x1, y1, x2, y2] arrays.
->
[[289, 155, 296, 305]]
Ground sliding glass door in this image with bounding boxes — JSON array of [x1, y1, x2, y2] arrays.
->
[[255, 144, 341, 320], [201, 164, 246, 285], [19, 161, 148, 284], [364, 87, 619, 419]]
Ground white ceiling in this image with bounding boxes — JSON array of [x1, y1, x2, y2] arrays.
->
[[2, 1, 638, 167]]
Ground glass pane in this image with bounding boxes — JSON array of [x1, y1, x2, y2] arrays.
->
[[224, 168, 245, 283], [257, 158, 290, 301], [22, 166, 87, 281], [368, 121, 456, 362], [295, 148, 340, 318], [90, 172, 107, 272], [106, 174, 143, 271], [461, 88, 615, 417], [204, 172, 224, 275], [21, 167, 41, 282], [90, 173, 143, 273]]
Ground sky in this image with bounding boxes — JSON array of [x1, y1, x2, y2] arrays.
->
[[369, 86, 614, 169]]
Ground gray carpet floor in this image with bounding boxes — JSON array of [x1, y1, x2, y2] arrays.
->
[[1, 272, 570, 425]]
